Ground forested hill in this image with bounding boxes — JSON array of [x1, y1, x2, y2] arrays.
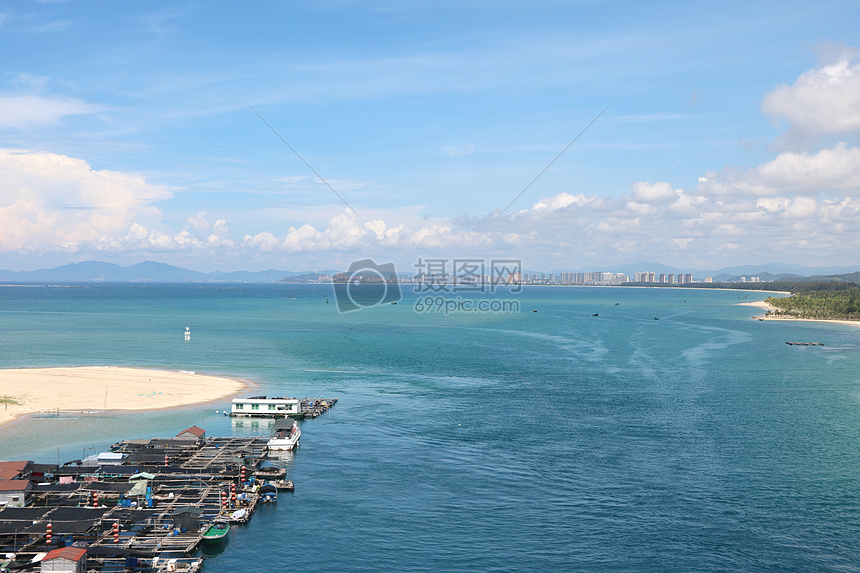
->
[[765, 288, 860, 321]]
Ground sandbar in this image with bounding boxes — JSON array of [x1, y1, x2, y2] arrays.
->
[[737, 300, 777, 312], [0, 366, 247, 429]]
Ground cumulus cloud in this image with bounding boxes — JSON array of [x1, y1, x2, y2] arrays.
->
[[0, 149, 171, 252], [6, 44, 860, 270], [479, 182, 860, 265], [630, 181, 678, 203], [762, 45, 860, 142], [239, 211, 493, 254], [0, 95, 100, 128], [693, 143, 860, 197]]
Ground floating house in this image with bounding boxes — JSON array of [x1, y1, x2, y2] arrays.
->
[[40, 546, 87, 573], [0, 479, 32, 508], [176, 426, 206, 440], [230, 396, 301, 418]]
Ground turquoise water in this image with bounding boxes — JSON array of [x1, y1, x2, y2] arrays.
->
[[3, 284, 860, 571]]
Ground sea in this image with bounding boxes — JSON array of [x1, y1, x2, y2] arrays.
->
[[2, 283, 860, 572]]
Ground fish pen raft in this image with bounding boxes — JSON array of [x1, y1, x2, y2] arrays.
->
[[0, 431, 293, 571]]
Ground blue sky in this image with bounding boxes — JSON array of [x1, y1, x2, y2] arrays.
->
[[2, 1, 860, 272]]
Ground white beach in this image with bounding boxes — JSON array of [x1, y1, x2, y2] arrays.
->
[[0, 366, 247, 429]]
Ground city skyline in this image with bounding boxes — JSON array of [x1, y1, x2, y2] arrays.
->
[[2, 3, 860, 272]]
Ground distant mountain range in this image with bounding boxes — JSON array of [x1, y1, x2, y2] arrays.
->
[[0, 260, 857, 284], [0, 261, 311, 283]]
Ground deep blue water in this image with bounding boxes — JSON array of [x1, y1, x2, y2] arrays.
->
[[3, 284, 860, 571]]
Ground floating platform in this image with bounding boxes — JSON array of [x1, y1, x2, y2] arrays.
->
[[229, 396, 338, 420], [0, 431, 299, 571]]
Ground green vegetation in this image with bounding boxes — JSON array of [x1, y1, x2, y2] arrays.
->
[[765, 286, 860, 320], [0, 396, 20, 405]]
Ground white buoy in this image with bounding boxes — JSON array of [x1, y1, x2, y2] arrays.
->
[[184, 326, 191, 342]]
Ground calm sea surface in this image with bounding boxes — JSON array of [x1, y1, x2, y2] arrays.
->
[[2, 284, 860, 572]]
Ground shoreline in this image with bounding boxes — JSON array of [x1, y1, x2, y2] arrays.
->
[[736, 301, 860, 329], [753, 315, 860, 329], [0, 366, 249, 430]]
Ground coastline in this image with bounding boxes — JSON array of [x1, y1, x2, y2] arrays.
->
[[0, 366, 248, 430], [737, 300, 860, 329]]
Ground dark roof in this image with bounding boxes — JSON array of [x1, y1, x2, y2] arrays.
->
[[85, 546, 152, 557], [108, 508, 161, 522], [273, 419, 296, 431], [0, 521, 34, 534], [44, 546, 87, 562], [54, 466, 100, 476], [25, 520, 98, 535], [25, 462, 58, 474], [177, 425, 205, 437], [81, 482, 134, 493], [49, 507, 108, 521], [31, 483, 81, 493], [0, 479, 30, 492], [0, 506, 52, 520], [172, 506, 204, 515]]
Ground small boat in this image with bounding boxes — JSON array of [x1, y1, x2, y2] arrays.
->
[[152, 557, 202, 572], [266, 419, 301, 452], [254, 466, 287, 480], [270, 479, 295, 491], [202, 521, 230, 544], [259, 482, 278, 503], [229, 508, 248, 522]]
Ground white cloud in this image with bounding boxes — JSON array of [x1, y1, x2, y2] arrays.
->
[[762, 46, 860, 141], [0, 149, 171, 251], [693, 143, 860, 197], [630, 181, 678, 203], [7, 37, 860, 275], [755, 143, 860, 192], [0, 95, 101, 128]]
